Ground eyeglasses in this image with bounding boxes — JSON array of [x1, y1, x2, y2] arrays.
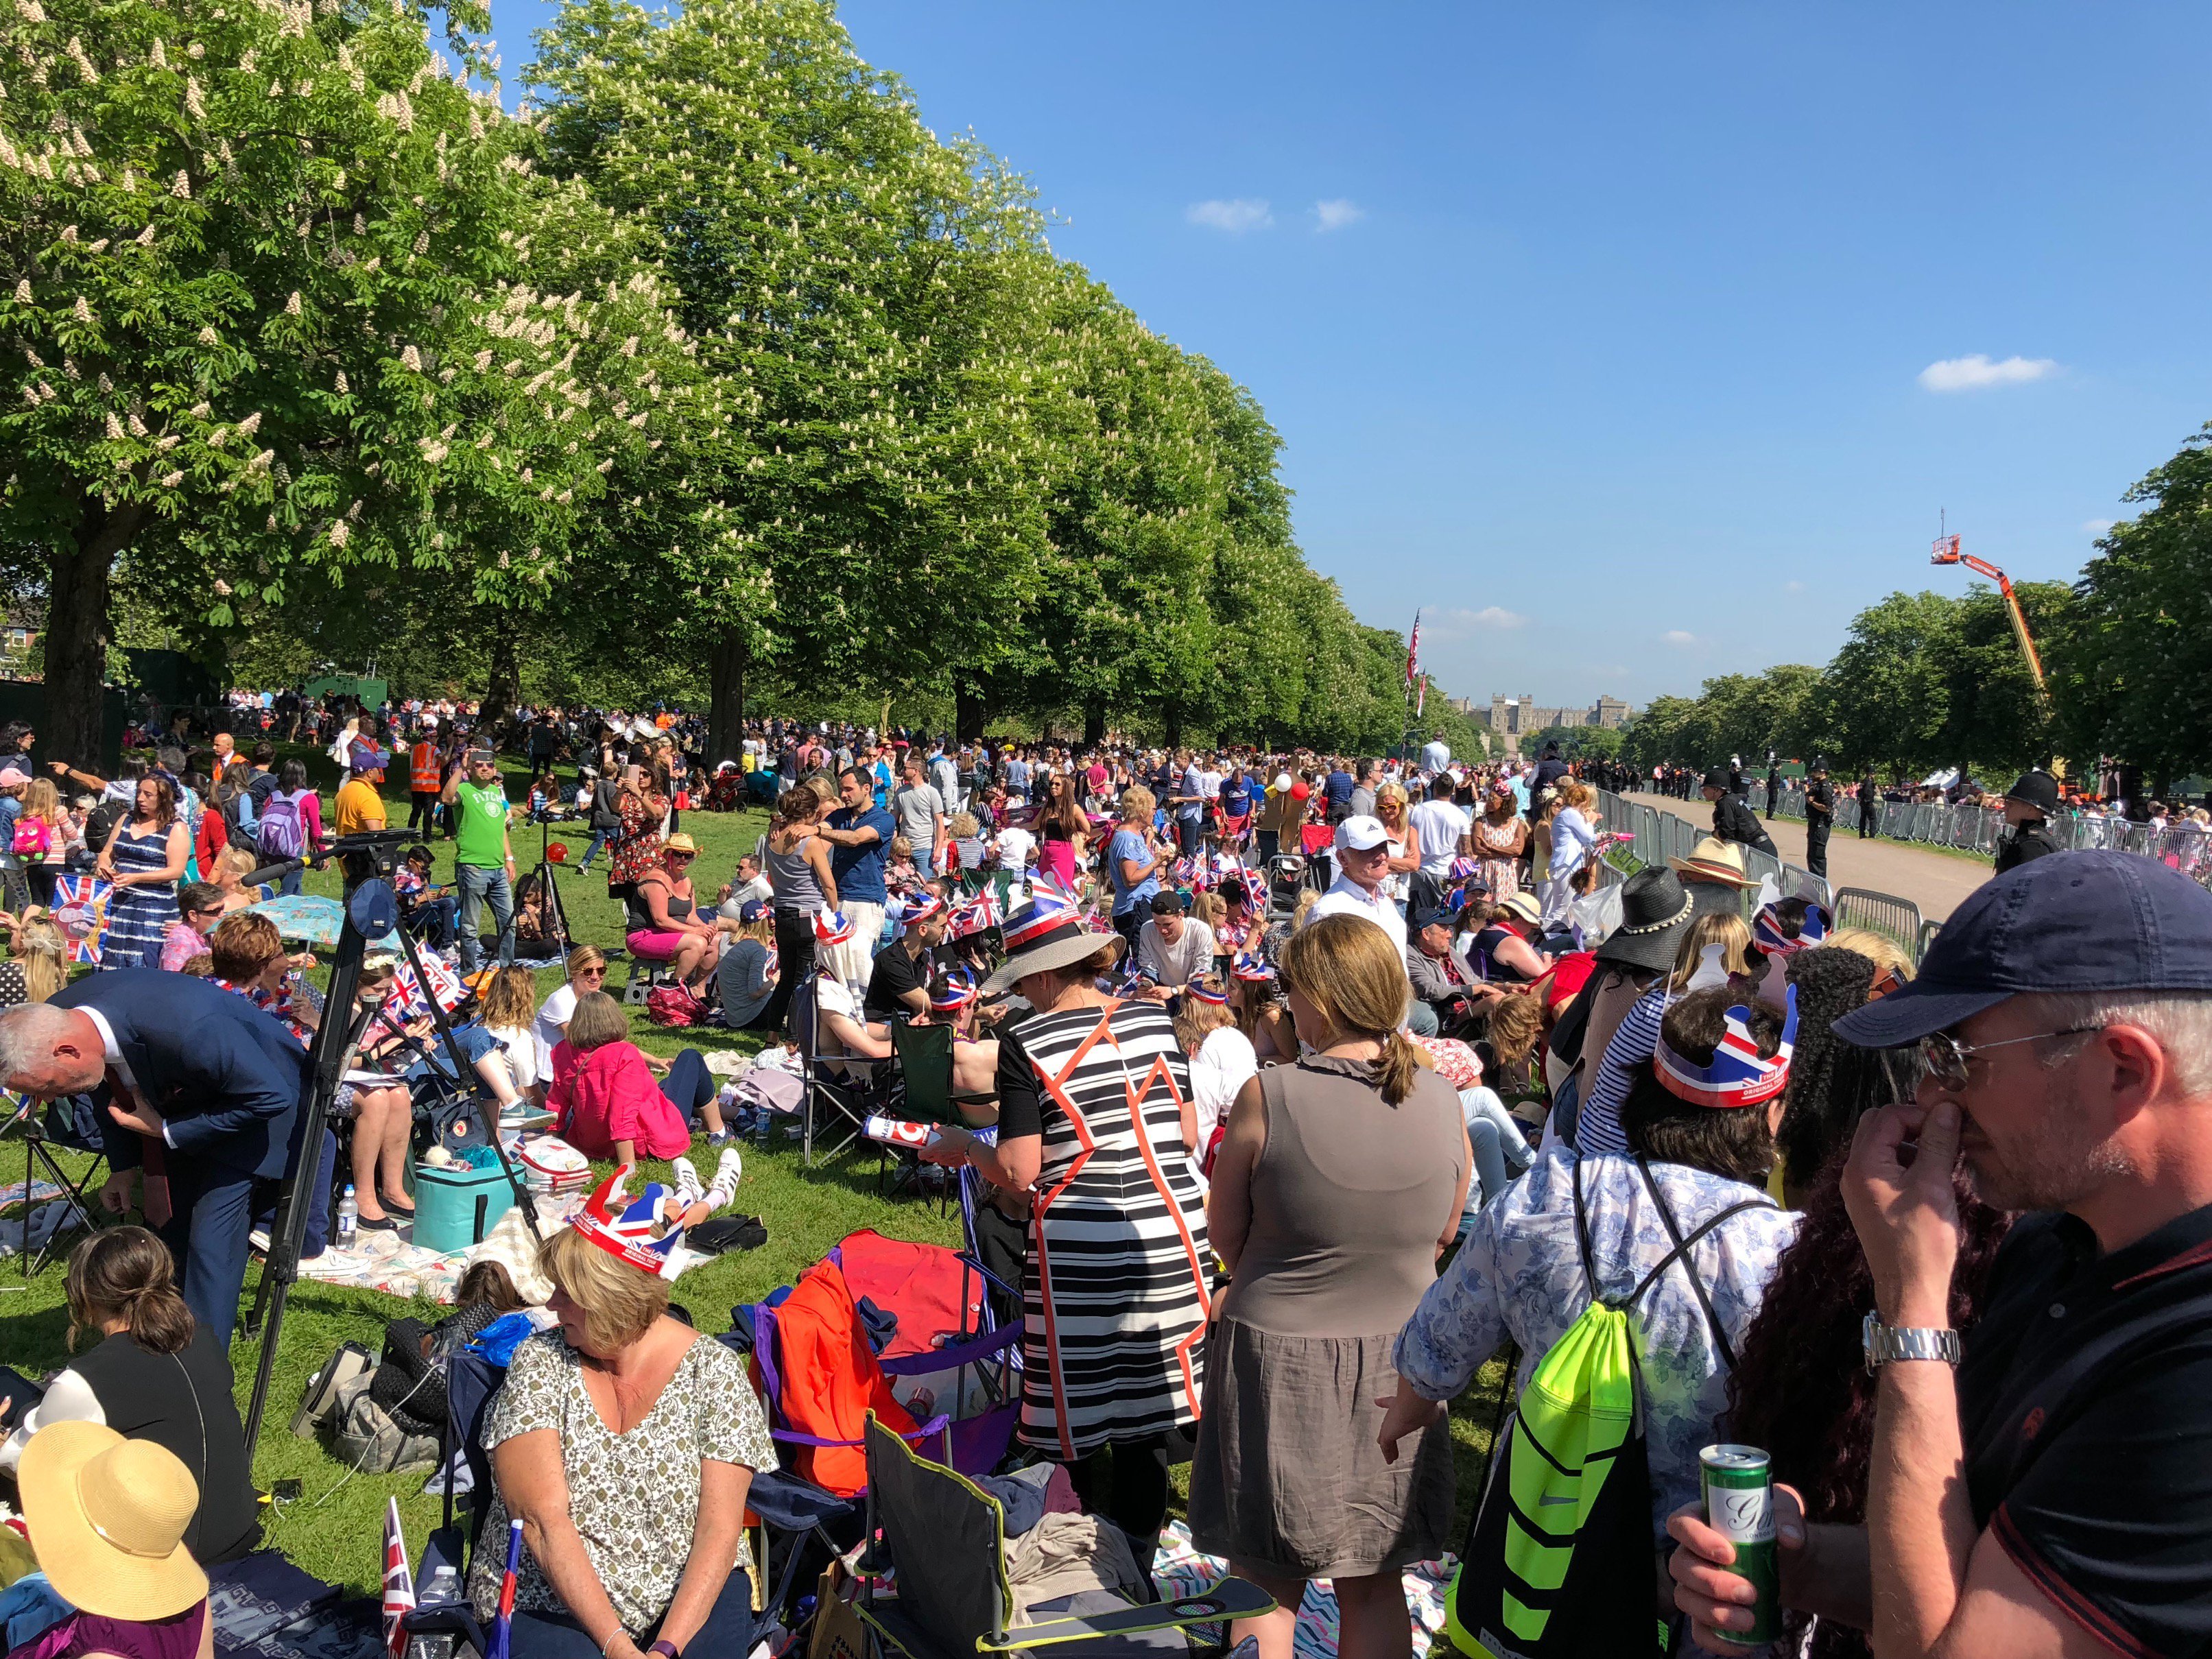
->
[[1918, 1025, 2103, 1090]]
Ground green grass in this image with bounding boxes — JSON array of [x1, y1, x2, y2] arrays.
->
[[0, 748, 1503, 1592]]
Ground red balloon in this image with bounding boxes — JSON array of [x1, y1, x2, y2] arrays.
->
[[548, 842, 570, 863], [1289, 782, 1310, 802]]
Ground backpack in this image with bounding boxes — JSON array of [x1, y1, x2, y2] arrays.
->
[[1447, 1155, 1770, 1659], [646, 982, 709, 1028], [258, 789, 307, 857]]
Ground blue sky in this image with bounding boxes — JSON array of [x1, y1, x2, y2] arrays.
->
[[484, 1, 2212, 711]]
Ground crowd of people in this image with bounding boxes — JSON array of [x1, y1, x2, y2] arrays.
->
[[0, 689, 2205, 1659]]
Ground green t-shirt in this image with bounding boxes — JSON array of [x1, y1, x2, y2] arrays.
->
[[454, 779, 510, 868]]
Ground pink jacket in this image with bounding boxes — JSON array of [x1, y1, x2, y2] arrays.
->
[[547, 1040, 690, 1160]]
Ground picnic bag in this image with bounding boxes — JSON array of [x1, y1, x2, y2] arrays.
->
[[1446, 1155, 1770, 1659], [646, 982, 709, 1027]]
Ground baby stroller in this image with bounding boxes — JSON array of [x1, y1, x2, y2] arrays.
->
[[1265, 854, 1306, 929]]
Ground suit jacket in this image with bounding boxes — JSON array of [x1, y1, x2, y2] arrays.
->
[[53, 970, 310, 1181]]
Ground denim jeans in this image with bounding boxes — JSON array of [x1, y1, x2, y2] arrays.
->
[[578, 826, 613, 869], [454, 863, 514, 973]]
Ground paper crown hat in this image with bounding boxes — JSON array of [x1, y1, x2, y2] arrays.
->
[[571, 1166, 689, 1280], [1654, 983, 1799, 1110]]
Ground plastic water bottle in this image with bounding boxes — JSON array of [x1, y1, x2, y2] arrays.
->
[[335, 1184, 357, 1248]]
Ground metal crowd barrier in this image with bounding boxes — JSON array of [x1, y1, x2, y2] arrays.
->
[[1832, 886, 1925, 955], [1597, 790, 1831, 918]]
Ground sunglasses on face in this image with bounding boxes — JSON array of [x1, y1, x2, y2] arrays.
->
[[1918, 1024, 2102, 1091], [577, 966, 606, 979]]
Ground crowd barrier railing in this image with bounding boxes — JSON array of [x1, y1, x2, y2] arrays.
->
[[1742, 783, 2212, 872], [1832, 886, 1925, 957]]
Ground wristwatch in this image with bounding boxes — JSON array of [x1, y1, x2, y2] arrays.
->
[[1862, 1310, 1961, 1372]]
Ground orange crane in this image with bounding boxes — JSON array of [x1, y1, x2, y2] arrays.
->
[[1929, 532, 2049, 697]]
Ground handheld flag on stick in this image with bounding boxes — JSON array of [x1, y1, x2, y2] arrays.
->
[[1405, 610, 1422, 689], [486, 1518, 523, 1659], [381, 1497, 415, 1658]]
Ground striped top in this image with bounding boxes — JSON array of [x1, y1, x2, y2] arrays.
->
[[997, 998, 1212, 1457]]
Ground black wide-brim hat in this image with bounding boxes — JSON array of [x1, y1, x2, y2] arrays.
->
[[1594, 868, 1696, 973]]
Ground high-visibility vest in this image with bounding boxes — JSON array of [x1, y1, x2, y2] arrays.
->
[[409, 741, 441, 793]]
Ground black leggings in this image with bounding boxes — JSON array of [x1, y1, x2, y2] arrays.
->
[[1058, 1434, 1171, 1570], [754, 908, 818, 1038]]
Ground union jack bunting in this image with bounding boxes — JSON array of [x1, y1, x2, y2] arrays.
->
[[49, 874, 110, 965], [1654, 984, 1799, 1110]]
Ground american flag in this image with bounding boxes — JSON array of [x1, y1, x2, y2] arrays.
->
[[1405, 610, 1422, 689], [49, 874, 110, 965], [486, 1518, 523, 1659], [380, 1497, 415, 1658]]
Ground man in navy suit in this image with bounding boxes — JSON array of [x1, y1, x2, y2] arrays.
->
[[0, 972, 320, 1350]]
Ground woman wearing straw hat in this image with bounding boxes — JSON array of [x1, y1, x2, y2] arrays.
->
[[14, 1422, 212, 1657], [1667, 833, 1761, 918], [918, 892, 1210, 1572]]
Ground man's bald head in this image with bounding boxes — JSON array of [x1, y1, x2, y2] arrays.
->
[[0, 1003, 105, 1098]]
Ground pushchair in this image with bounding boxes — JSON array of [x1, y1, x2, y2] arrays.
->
[[1264, 855, 1306, 930]]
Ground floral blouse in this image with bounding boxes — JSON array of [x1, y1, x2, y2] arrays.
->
[[1393, 1144, 1798, 1545], [469, 1329, 776, 1635], [606, 788, 668, 889]]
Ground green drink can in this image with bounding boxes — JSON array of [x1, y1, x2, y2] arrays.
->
[[1700, 1444, 1780, 1647]]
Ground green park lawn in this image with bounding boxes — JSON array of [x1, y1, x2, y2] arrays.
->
[[0, 752, 1505, 1594]]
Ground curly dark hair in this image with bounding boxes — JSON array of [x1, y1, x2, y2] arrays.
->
[[1724, 1149, 2013, 1659], [1774, 948, 1920, 1195]]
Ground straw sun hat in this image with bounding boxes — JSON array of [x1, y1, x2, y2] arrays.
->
[[1668, 835, 1757, 889], [19, 1422, 208, 1620]]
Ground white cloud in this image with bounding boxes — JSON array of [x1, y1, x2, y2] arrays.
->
[[1917, 354, 2060, 393], [1464, 605, 1525, 630], [1663, 630, 1698, 647], [1426, 605, 1529, 638], [1186, 198, 1272, 232], [1785, 580, 1806, 593], [2082, 518, 2116, 536], [1313, 198, 1364, 232]]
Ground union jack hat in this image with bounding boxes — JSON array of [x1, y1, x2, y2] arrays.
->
[[1185, 979, 1229, 1006], [1752, 901, 1831, 958], [1230, 952, 1276, 983], [929, 968, 979, 1012], [948, 893, 1001, 940], [1654, 985, 1798, 1110], [814, 909, 857, 948], [571, 1166, 689, 1280], [1001, 889, 1076, 952], [1448, 855, 1479, 880], [900, 892, 948, 927]]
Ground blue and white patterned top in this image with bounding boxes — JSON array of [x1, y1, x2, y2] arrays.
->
[[1392, 1143, 1800, 1543], [1564, 986, 1666, 1157]]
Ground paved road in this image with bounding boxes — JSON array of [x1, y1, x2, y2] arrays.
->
[[1628, 793, 1993, 922]]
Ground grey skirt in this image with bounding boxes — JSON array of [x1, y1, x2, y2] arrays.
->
[[1187, 1315, 1454, 1581]]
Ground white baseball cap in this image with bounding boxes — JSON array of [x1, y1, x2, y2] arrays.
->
[[1334, 814, 1389, 852]]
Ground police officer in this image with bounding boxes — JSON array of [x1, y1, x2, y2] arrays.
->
[[1859, 769, 1881, 837], [1764, 759, 1782, 822], [1993, 769, 2065, 874], [1803, 757, 1835, 879], [1702, 765, 1777, 857]]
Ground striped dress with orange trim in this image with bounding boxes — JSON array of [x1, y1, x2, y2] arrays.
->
[[1001, 998, 1212, 1459]]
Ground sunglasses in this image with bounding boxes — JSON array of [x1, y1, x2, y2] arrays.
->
[[1918, 1024, 2102, 1091], [576, 966, 607, 979]]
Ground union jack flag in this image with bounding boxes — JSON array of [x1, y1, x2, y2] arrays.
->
[[1654, 985, 1799, 1109], [485, 1518, 523, 1659], [380, 1497, 415, 1658], [392, 951, 467, 1019], [949, 893, 1001, 940], [49, 874, 110, 965], [571, 1166, 688, 1279]]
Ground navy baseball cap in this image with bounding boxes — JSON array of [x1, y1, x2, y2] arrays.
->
[[1835, 850, 2212, 1048]]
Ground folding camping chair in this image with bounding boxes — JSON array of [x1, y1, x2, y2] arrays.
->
[[798, 977, 894, 1167], [881, 1021, 958, 1210], [854, 1416, 1274, 1659], [1, 1092, 109, 1278]]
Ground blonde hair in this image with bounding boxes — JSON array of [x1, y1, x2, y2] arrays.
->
[[21, 777, 60, 826], [949, 812, 979, 839], [538, 1225, 669, 1354], [1119, 786, 1156, 823], [14, 911, 66, 1003], [1174, 977, 1234, 1054], [479, 966, 539, 1031], [564, 990, 632, 1053], [1486, 992, 1544, 1064], [1290, 888, 1320, 933], [1669, 911, 1755, 990], [218, 846, 259, 882], [1375, 782, 1409, 818], [1190, 890, 1224, 930], [564, 944, 607, 979], [1279, 914, 1420, 1104], [1822, 927, 1914, 986], [1560, 780, 1596, 811]]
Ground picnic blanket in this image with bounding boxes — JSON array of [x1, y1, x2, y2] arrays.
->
[[1153, 1521, 1456, 1658]]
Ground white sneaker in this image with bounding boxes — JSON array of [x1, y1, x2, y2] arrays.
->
[[671, 1156, 703, 1210], [704, 1145, 743, 1212]]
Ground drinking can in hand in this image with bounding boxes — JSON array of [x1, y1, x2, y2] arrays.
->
[[1700, 1444, 1779, 1646]]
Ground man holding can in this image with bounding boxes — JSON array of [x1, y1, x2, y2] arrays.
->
[[1668, 850, 2212, 1658]]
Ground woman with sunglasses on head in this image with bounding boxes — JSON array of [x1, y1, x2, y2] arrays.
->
[[628, 834, 719, 1001]]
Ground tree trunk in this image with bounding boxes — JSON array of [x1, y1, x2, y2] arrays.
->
[[953, 680, 986, 745], [1161, 699, 1183, 750], [1083, 700, 1106, 749], [47, 497, 145, 769], [709, 629, 748, 765], [479, 628, 520, 729]]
